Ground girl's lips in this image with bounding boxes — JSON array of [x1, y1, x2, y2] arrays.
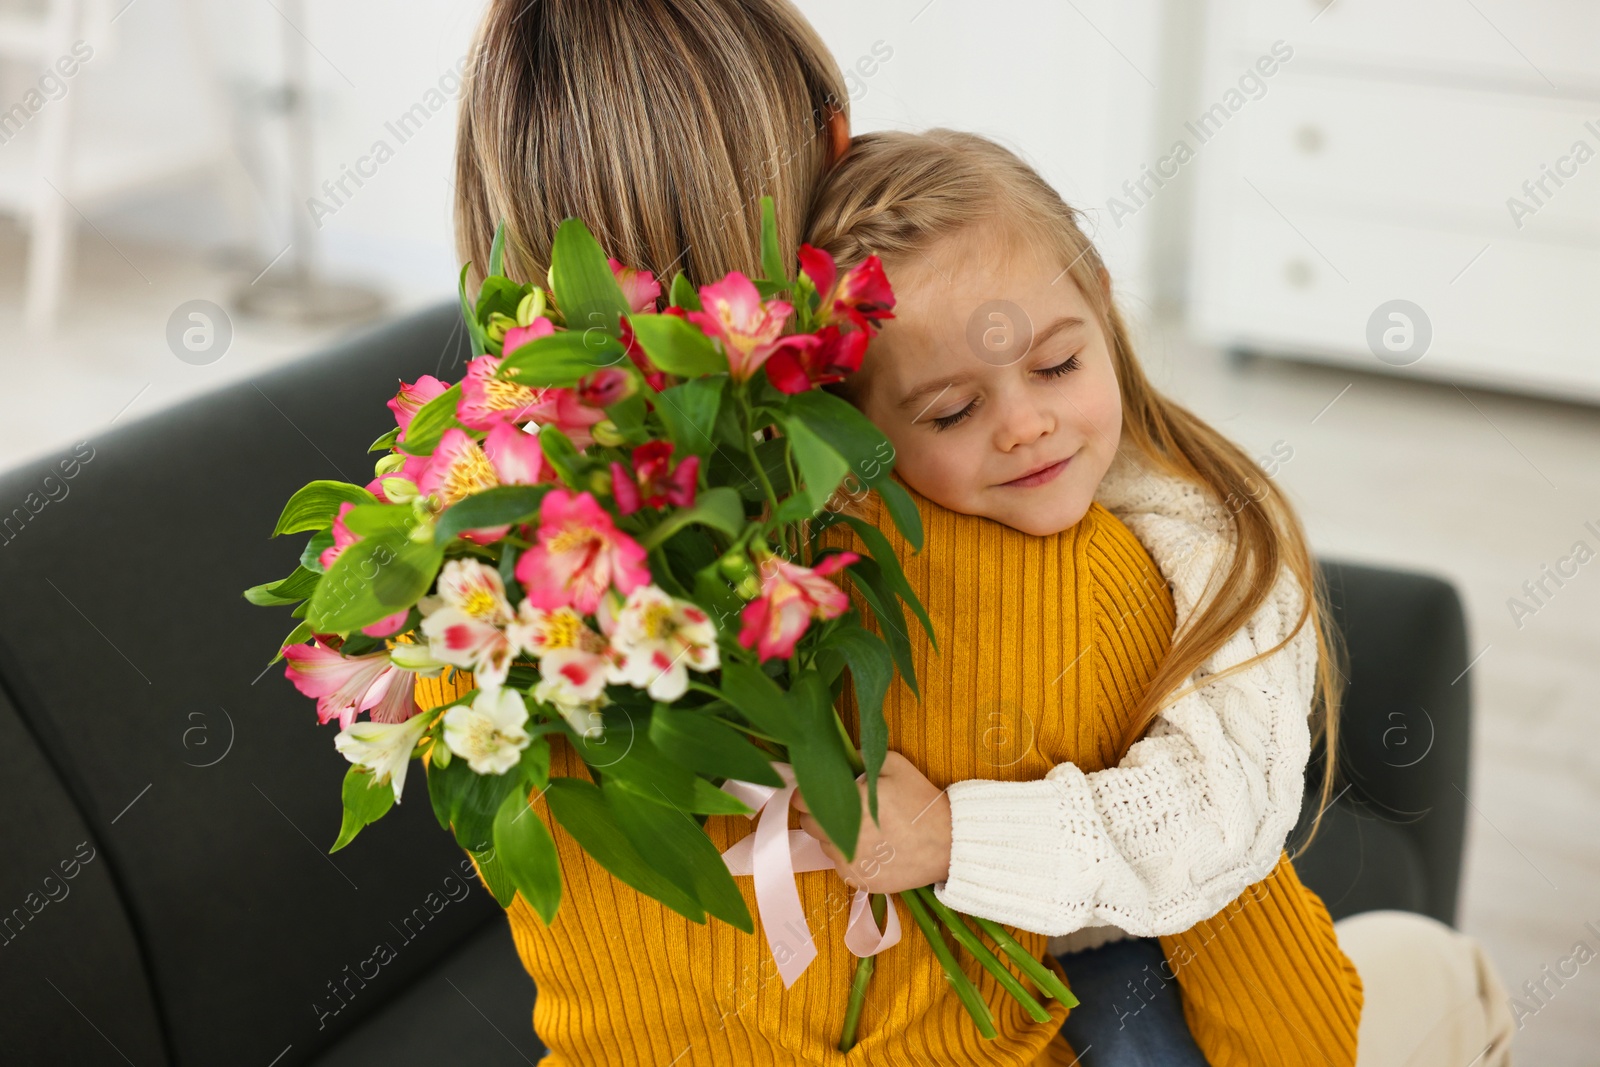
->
[[1000, 456, 1070, 488]]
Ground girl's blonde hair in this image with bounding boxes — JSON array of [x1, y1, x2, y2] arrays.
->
[[807, 129, 1345, 840], [455, 0, 849, 290]]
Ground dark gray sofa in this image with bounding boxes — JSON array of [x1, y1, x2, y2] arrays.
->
[[0, 304, 1471, 1065]]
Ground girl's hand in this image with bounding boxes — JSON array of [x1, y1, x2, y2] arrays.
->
[[791, 750, 952, 894]]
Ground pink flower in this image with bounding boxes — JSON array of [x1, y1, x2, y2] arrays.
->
[[576, 367, 633, 408], [799, 246, 895, 333], [362, 611, 409, 638], [763, 325, 868, 395], [283, 641, 416, 730], [458, 352, 552, 431], [515, 489, 650, 615], [418, 425, 547, 542], [609, 441, 699, 515], [686, 272, 793, 382], [609, 258, 662, 313], [387, 376, 449, 442], [736, 550, 859, 662], [319, 502, 361, 570], [502, 316, 556, 358]]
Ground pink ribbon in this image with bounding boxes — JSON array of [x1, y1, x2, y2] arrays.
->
[[718, 762, 901, 988]]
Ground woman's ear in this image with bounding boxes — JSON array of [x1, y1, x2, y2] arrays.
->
[[824, 103, 850, 170]]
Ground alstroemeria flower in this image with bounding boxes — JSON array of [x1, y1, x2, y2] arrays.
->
[[516, 489, 650, 615], [419, 559, 517, 690], [333, 710, 434, 803], [362, 611, 409, 639], [458, 351, 551, 431], [387, 375, 449, 442], [606, 584, 720, 701], [283, 641, 405, 730], [319, 502, 361, 570], [443, 688, 531, 775], [609, 258, 662, 313], [610, 441, 699, 515], [501, 315, 555, 358], [686, 272, 793, 382], [504, 602, 614, 726], [798, 245, 896, 333], [418, 425, 546, 541], [737, 550, 860, 662], [763, 325, 868, 395], [366, 453, 429, 503], [576, 367, 633, 408]]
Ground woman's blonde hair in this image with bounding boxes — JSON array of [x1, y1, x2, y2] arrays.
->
[[455, 0, 849, 290], [806, 129, 1345, 840]]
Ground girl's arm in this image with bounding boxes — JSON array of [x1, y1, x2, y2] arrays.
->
[[931, 453, 1318, 937]]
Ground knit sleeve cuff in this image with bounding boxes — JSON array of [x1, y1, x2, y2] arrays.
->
[[931, 776, 1095, 935]]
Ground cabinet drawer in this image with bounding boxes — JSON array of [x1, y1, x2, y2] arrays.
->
[[1236, 72, 1600, 241], [1189, 195, 1600, 400], [1226, 0, 1600, 97]]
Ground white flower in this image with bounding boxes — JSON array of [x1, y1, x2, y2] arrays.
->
[[506, 600, 613, 718], [333, 711, 435, 803], [420, 559, 517, 688], [605, 584, 720, 701], [442, 688, 531, 775]]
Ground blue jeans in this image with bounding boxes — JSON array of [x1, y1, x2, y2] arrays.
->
[[1055, 937, 1209, 1067]]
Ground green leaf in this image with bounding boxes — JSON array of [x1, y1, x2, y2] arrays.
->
[[784, 671, 861, 861], [331, 766, 396, 852], [475, 276, 525, 325], [717, 662, 796, 743], [625, 314, 728, 378], [759, 196, 787, 287], [654, 377, 724, 458], [531, 429, 580, 490], [400, 383, 465, 457], [342, 503, 416, 538], [468, 845, 518, 908], [669, 272, 701, 312], [498, 330, 627, 388], [650, 708, 784, 788], [488, 218, 508, 278], [271, 620, 314, 664], [544, 778, 706, 924], [825, 625, 892, 824], [518, 736, 552, 793], [272, 481, 377, 537], [549, 217, 632, 340], [460, 264, 490, 358], [781, 416, 850, 513], [686, 777, 757, 816], [305, 533, 444, 633], [300, 529, 334, 573], [493, 787, 562, 924], [427, 737, 474, 832], [642, 487, 745, 549], [841, 555, 919, 700], [369, 426, 401, 453], [243, 565, 321, 606], [435, 485, 550, 545], [603, 777, 753, 932], [821, 513, 937, 654], [451, 763, 523, 854], [874, 475, 925, 552], [567, 724, 697, 812]]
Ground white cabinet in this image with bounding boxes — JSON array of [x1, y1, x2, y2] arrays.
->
[[1187, 0, 1600, 401]]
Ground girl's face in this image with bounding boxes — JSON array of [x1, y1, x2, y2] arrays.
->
[[852, 224, 1124, 537]]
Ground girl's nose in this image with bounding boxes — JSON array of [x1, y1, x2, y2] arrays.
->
[[994, 394, 1054, 452]]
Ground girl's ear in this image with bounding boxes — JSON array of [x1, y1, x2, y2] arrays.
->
[[1097, 265, 1112, 301], [824, 103, 851, 170]]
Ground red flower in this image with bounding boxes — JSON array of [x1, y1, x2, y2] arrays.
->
[[763, 325, 868, 394], [798, 245, 896, 333], [610, 441, 699, 515]]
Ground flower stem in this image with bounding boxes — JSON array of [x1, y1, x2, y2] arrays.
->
[[914, 888, 1052, 1023], [837, 894, 888, 1052], [965, 914, 1080, 1009], [901, 888, 996, 1039]]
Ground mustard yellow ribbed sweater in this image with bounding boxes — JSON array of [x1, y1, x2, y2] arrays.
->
[[422, 480, 1361, 1065]]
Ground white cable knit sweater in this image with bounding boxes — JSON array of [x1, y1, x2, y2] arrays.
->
[[930, 449, 1318, 941]]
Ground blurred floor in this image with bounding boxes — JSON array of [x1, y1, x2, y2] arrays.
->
[[3, 231, 1597, 1063]]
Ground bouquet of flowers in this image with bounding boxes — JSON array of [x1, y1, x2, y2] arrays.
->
[[245, 198, 1075, 1048]]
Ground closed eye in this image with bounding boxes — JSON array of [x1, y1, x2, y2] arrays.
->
[[1037, 354, 1081, 379]]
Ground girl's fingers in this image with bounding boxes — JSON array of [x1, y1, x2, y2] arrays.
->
[[791, 790, 809, 814]]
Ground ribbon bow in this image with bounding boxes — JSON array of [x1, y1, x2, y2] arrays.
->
[[719, 761, 901, 988]]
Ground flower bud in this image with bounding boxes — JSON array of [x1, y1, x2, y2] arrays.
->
[[485, 312, 517, 343], [591, 419, 626, 448], [736, 574, 762, 599], [516, 288, 547, 326], [587, 469, 614, 497], [381, 476, 419, 504], [389, 640, 445, 676], [374, 452, 407, 477], [718, 551, 753, 581]]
